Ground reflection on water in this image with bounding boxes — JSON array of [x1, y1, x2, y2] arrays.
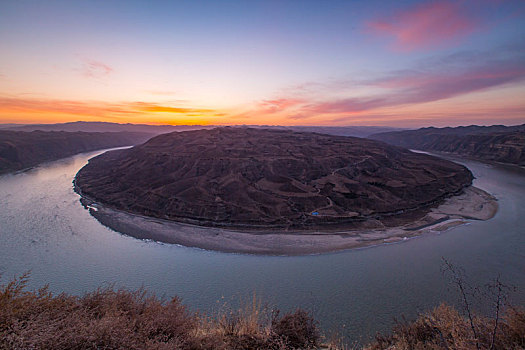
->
[[0, 149, 524, 343]]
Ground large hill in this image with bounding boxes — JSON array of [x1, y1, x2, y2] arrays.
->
[[369, 124, 525, 165], [75, 127, 473, 229], [0, 130, 153, 175]]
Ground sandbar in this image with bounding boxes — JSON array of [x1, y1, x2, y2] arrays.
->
[[80, 186, 497, 255]]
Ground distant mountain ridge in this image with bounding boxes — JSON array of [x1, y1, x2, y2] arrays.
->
[[250, 125, 404, 138], [369, 124, 525, 165], [0, 130, 153, 175], [397, 124, 525, 136], [4, 121, 212, 134], [1, 121, 404, 138]]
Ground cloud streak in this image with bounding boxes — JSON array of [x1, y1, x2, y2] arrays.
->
[[0, 97, 130, 117], [243, 48, 525, 123], [135, 103, 217, 115], [144, 90, 179, 96], [0, 97, 223, 120], [311, 60, 525, 114], [366, 1, 477, 51], [81, 60, 114, 79], [257, 98, 306, 114]]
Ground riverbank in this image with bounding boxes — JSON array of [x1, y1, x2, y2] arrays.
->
[[81, 186, 497, 255]]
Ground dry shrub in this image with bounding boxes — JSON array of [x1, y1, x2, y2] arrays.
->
[[271, 309, 320, 349], [197, 294, 320, 349], [0, 274, 196, 349], [4, 274, 521, 349], [500, 307, 525, 349], [366, 303, 525, 350], [0, 276, 322, 350]]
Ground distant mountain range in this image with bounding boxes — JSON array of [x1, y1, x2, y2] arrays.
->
[[369, 124, 525, 166], [2, 121, 523, 168], [0, 121, 403, 138], [244, 125, 404, 138], [2, 121, 212, 134], [0, 130, 153, 175], [0, 122, 407, 175]]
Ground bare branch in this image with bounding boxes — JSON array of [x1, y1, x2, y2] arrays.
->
[[441, 257, 480, 349]]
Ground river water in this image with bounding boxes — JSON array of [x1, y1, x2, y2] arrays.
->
[[0, 149, 523, 343]]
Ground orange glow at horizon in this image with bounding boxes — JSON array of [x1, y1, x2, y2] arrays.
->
[[0, 97, 229, 125], [1, 88, 524, 128]]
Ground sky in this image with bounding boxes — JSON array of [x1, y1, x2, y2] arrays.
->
[[0, 0, 524, 127]]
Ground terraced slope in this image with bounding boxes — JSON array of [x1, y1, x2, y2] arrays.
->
[[75, 128, 473, 229]]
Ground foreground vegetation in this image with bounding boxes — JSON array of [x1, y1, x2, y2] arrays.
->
[[365, 303, 525, 350], [0, 274, 321, 350], [1, 274, 523, 349]]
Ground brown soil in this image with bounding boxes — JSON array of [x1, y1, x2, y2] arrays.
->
[[75, 127, 474, 231]]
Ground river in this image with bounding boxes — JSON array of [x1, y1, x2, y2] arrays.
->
[[0, 149, 523, 344]]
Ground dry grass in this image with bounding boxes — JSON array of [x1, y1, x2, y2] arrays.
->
[[0, 274, 321, 349], [365, 303, 525, 350], [1, 274, 523, 349]]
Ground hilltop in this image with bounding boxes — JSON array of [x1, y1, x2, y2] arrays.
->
[[76, 128, 474, 229]]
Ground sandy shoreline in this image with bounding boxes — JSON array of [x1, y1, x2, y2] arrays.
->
[[81, 186, 498, 255]]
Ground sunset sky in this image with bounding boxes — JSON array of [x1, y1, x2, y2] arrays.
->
[[1, 0, 524, 127]]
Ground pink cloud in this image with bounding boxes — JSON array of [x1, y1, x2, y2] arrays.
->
[[372, 59, 525, 103], [306, 62, 525, 115], [366, 1, 477, 51], [82, 60, 113, 78], [257, 98, 305, 113], [244, 49, 525, 121], [305, 98, 385, 114]]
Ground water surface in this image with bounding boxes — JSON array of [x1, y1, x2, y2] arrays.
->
[[0, 150, 523, 343]]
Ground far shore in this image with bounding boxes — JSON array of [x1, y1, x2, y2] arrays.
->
[[81, 186, 498, 255]]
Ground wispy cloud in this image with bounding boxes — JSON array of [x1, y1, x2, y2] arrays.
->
[[366, 1, 477, 51], [134, 103, 216, 115], [310, 58, 525, 114], [257, 98, 305, 114], [81, 60, 113, 79], [242, 47, 525, 123], [327, 104, 525, 127], [0, 97, 135, 117], [0, 97, 223, 119], [144, 90, 179, 96]]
